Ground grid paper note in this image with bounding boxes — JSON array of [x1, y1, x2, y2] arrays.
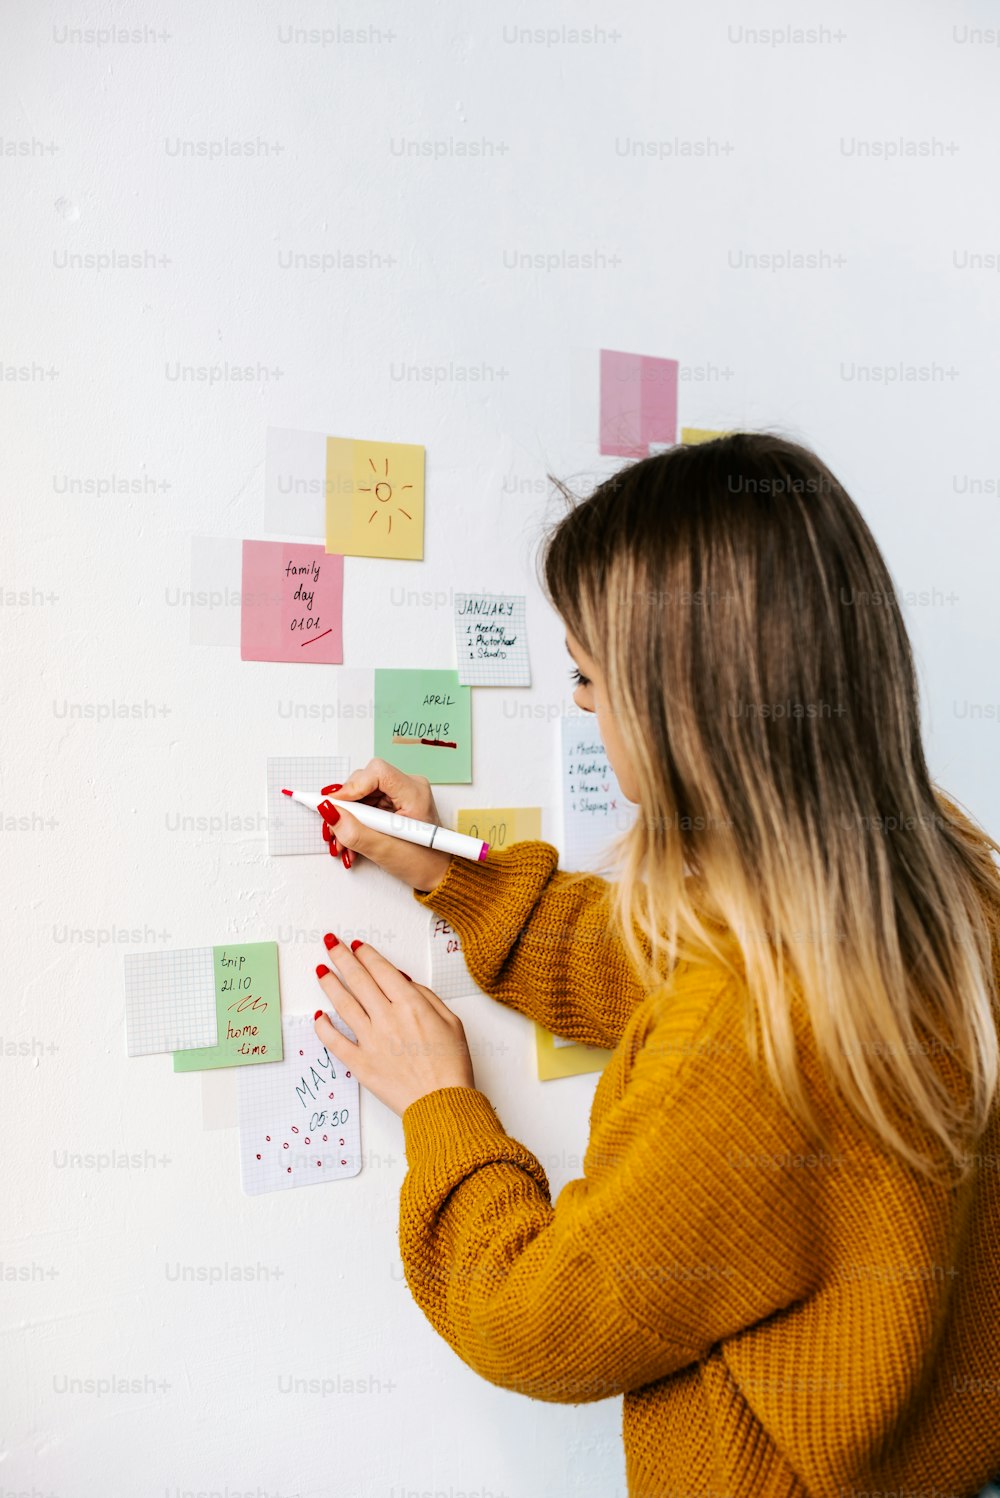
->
[[237, 1013, 362, 1195], [266, 755, 352, 855], [123, 947, 219, 1057], [453, 593, 531, 687], [428, 912, 480, 1002]]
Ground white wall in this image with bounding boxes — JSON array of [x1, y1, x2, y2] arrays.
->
[[5, 2, 1000, 1495]]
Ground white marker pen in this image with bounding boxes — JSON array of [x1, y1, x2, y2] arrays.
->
[[281, 789, 489, 863]]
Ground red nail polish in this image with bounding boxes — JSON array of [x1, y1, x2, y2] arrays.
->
[[324, 933, 338, 949], [342, 848, 352, 870], [328, 837, 337, 857], [320, 783, 343, 795], [314, 1010, 324, 1020], [318, 801, 340, 824], [350, 939, 362, 952], [316, 964, 330, 978], [321, 821, 332, 841]]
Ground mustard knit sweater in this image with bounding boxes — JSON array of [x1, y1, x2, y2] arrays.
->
[[399, 837, 1000, 1498]]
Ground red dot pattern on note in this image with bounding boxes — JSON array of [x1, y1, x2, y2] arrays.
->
[[251, 1035, 355, 1182]]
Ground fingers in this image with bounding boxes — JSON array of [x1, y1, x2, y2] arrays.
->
[[347, 939, 455, 1022], [321, 936, 393, 1018], [321, 816, 353, 870], [347, 939, 420, 1004], [313, 1007, 357, 1064], [335, 758, 433, 818], [315, 962, 371, 1032]]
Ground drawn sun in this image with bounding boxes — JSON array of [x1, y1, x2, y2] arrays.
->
[[358, 456, 413, 535]]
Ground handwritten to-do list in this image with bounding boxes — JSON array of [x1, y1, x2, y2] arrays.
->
[[240, 540, 344, 664], [173, 942, 283, 1072], [453, 593, 530, 686], [374, 668, 472, 782], [238, 1014, 361, 1195], [560, 719, 638, 873]]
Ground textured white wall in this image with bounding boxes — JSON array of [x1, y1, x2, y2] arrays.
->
[[4, 2, 1000, 1494]]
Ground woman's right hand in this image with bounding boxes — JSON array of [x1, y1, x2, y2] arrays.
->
[[317, 758, 453, 893]]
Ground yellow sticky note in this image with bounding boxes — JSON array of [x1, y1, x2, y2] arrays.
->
[[326, 436, 425, 560], [534, 1025, 613, 1082], [454, 806, 610, 1081], [455, 806, 542, 850], [681, 426, 730, 445]]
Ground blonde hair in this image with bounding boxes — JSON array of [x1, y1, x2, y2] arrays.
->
[[540, 431, 1000, 1180]]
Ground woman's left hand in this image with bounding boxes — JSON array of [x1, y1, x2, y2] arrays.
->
[[313, 934, 476, 1117]]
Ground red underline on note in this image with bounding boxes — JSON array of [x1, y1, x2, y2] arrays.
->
[[300, 629, 333, 647]]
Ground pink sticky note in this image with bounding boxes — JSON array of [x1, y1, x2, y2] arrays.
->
[[599, 349, 678, 458], [240, 541, 344, 664]]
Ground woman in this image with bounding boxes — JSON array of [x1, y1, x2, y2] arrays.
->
[[312, 432, 1000, 1498]]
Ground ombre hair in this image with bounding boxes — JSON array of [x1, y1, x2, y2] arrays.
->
[[539, 430, 1000, 1180]]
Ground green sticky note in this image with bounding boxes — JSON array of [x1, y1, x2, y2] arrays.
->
[[172, 942, 283, 1071], [374, 668, 472, 782]]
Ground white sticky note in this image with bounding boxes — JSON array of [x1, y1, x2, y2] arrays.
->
[[559, 718, 638, 873], [201, 1067, 238, 1131], [266, 755, 351, 855], [453, 593, 531, 686], [189, 536, 243, 647], [264, 427, 328, 538], [237, 1014, 362, 1195]]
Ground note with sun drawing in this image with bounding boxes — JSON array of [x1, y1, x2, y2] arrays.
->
[[325, 436, 425, 561]]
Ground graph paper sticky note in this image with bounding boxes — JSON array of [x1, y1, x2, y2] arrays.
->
[[123, 947, 219, 1057], [374, 668, 472, 783], [560, 718, 638, 873], [599, 349, 678, 458], [238, 1013, 362, 1195], [455, 806, 542, 850], [173, 943, 283, 1073], [453, 593, 530, 687], [326, 435, 425, 561], [428, 913, 479, 1002], [266, 755, 351, 855], [241, 540, 344, 664]]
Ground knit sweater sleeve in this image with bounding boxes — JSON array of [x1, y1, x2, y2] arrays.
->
[[398, 970, 824, 1403], [411, 840, 646, 1047]]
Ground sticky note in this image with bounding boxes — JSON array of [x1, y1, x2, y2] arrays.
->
[[560, 718, 638, 873], [173, 943, 283, 1072], [326, 436, 425, 560], [427, 913, 479, 1002], [534, 1024, 613, 1082], [123, 946, 219, 1057], [453, 593, 530, 686], [238, 1013, 362, 1195], [374, 668, 471, 782], [189, 536, 243, 647], [264, 427, 328, 538], [455, 806, 542, 849], [681, 427, 730, 445], [266, 755, 351, 855], [600, 349, 678, 458], [240, 541, 344, 664]]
